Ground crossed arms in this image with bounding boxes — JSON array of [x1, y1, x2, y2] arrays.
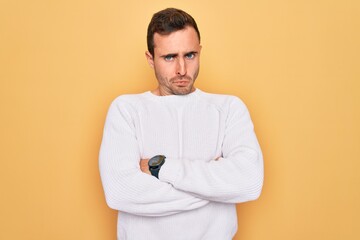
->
[[99, 96, 263, 217]]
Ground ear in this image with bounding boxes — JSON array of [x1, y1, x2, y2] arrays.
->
[[145, 51, 154, 68]]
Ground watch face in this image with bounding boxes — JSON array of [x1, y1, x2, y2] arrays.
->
[[149, 155, 165, 167]]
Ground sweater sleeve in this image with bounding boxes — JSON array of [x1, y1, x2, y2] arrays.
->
[[99, 98, 209, 217], [159, 97, 264, 203]]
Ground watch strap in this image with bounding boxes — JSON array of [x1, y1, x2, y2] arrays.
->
[[150, 167, 161, 179]]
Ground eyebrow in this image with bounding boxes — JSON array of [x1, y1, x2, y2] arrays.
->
[[160, 53, 178, 58]]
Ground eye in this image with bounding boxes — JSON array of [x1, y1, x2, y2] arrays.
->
[[185, 52, 196, 59], [164, 55, 175, 61]]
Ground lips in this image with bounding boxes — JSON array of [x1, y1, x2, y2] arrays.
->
[[171, 76, 192, 87], [173, 80, 189, 87], [174, 80, 189, 83]]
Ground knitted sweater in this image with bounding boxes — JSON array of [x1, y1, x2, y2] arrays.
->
[[99, 89, 263, 240]]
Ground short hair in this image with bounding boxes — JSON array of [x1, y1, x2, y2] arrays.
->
[[147, 8, 201, 56]]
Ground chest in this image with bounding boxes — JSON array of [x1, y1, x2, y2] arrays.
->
[[134, 103, 226, 160]]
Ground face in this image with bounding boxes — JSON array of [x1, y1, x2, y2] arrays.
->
[[146, 26, 202, 96]]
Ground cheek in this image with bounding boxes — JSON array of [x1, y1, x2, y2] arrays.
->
[[154, 66, 171, 82], [188, 61, 200, 75], [156, 63, 174, 77]]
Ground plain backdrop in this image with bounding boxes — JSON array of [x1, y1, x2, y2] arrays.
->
[[1, 0, 359, 239]]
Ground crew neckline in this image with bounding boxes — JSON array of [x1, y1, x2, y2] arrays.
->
[[144, 88, 201, 101]]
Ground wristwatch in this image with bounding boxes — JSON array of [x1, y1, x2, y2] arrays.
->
[[148, 155, 166, 178]]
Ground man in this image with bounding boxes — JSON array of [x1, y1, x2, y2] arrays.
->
[[99, 8, 263, 240]]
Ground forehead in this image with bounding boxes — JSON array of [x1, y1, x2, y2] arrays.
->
[[153, 26, 200, 54]]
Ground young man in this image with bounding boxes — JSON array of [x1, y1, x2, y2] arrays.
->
[[99, 8, 263, 240]]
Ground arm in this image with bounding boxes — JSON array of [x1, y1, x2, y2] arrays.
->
[[157, 97, 264, 203], [99, 98, 209, 217]]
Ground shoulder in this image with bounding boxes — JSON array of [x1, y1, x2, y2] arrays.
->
[[196, 89, 248, 112], [110, 92, 148, 108], [105, 92, 150, 118]]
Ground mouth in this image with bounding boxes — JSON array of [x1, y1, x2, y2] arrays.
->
[[173, 80, 190, 87], [171, 76, 192, 87]]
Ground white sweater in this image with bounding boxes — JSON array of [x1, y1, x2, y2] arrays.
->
[[99, 89, 263, 240]]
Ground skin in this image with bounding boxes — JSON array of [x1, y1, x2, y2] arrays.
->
[[145, 26, 202, 96], [140, 159, 150, 174], [140, 26, 202, 175]]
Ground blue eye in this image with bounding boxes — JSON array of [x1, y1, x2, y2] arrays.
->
[[185, 52, 196, 59], [164, 55, 175, 61]]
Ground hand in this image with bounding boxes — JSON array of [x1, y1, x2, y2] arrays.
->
[[140, 159, 150, 175]]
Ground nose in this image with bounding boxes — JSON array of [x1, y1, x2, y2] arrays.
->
[[176, 57, 187, 76]]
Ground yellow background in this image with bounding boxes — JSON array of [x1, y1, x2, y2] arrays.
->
[[1, 0, 359, 239]]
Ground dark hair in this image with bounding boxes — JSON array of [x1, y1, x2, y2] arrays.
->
[[147, 8, 201, 56]]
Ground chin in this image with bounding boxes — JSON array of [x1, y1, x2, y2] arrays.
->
[[173, 87, 194, 95]]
